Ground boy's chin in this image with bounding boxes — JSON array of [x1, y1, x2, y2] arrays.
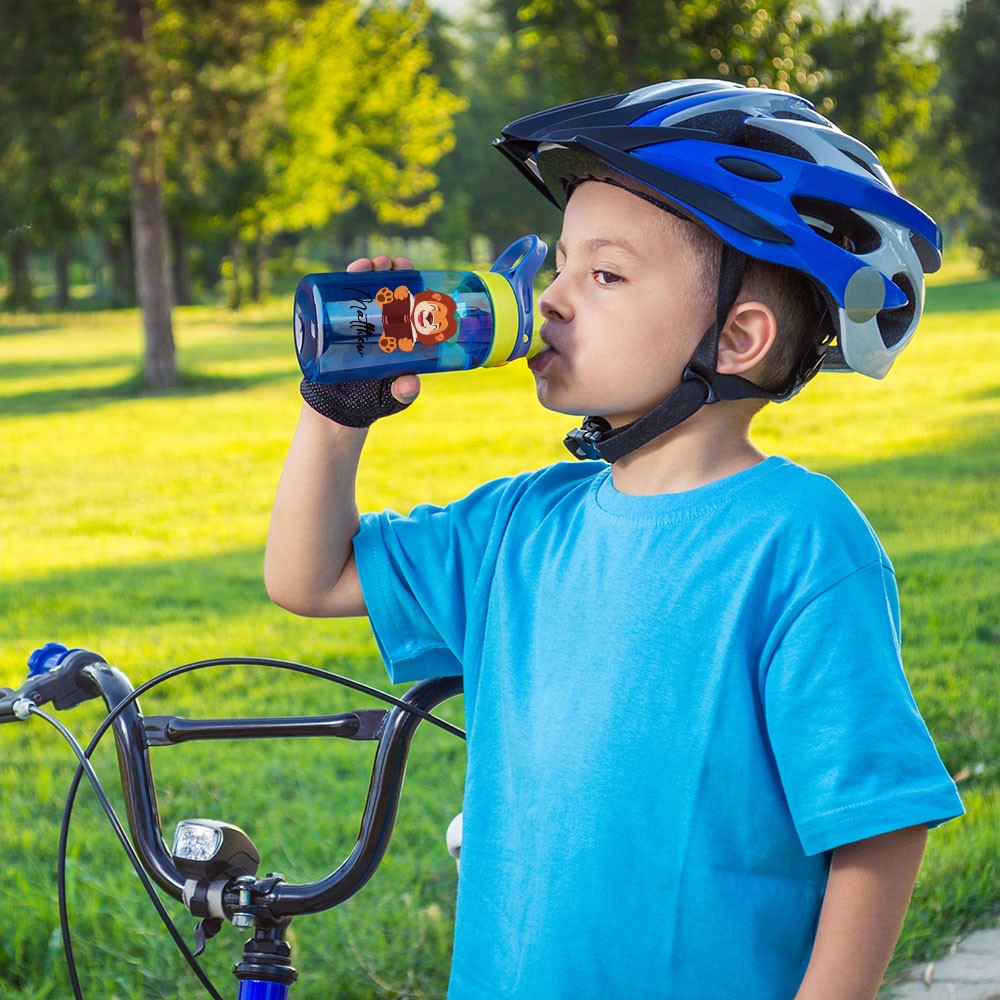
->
[[534, 393, 585, 419], [533, 387, 631, 426]]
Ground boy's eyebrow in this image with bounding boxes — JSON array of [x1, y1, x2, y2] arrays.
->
[[555, 237, 644, 260]]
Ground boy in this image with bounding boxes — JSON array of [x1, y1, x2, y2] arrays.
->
[[266, 80, 963, 998]]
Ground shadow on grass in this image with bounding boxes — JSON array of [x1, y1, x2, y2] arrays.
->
[[3, 547, 269, 636], [924, 276, 1000, 313], [0, 354, 142, 382], [1, 366, 294, 418], [4, 424, 996, 732], [0, 319, 57, 337]]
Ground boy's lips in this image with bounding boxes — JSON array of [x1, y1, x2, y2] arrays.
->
[[528, 331, 560, 372], [528, 325, 560, 373], [527, 348, 555, 373]]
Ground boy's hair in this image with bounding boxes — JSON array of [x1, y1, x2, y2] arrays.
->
[[739, 257, 824, 396]]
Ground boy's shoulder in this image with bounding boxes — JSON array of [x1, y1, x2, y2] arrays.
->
[[764, 458, 873, 529], [472, 459, 605, 506], [752, 458, 891, 584]]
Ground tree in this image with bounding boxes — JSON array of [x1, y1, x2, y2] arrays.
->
[[940, 0, 1000, 273], [498, 0, 824, 102], [0, 0, 121, 311], [808, 4, 937, 192], [261, 0, 464, 239], [429, 7, 563, 258], [149, 0, 301, 306]]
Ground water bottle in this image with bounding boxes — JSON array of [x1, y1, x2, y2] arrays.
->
[[293, 235, 547, 384]]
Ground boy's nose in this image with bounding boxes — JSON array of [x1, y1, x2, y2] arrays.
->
[[538, 273, 570, 323]]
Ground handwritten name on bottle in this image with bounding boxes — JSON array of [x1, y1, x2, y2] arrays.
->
[[346, 289, 377, 355]]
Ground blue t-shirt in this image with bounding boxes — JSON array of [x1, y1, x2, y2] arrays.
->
[[354, 456, 962, 999]]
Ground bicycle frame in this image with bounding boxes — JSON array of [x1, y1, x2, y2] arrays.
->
[[2, 649, 463, 998]]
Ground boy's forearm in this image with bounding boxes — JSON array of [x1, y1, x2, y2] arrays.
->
[[794, 824, 927, 1000], [264, 402, 369, 617]]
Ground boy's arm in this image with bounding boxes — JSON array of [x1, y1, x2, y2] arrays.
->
[[265, 405, 371, 618], [264, 254, 416, 619], [794, 824, 928, 1000]]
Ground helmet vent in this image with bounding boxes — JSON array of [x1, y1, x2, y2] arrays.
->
[[841, 148, 884, 181], [746, 127, 816, 163], [793, 197, 882, 255], [717, 156, 782, 182], [773, 109, 822, 124], [676, 109, 748, 143], [877, 272, 917, 348]]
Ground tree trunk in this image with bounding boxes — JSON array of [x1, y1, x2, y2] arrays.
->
[[104, 230, 136, 307], [117, 0, 176, 389], [6, 241, 35, 311], [224, 235, 243, 311]]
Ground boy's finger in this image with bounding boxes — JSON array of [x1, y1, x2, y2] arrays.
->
[[392, 374, 421, 403], [345, 256, 413, 273]]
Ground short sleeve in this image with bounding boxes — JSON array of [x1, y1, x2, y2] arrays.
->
[[353, 476, 520, 684], [764, 559, 964, 855]]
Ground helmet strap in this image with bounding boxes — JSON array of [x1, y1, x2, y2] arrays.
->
[[565, 245, 763, 463]]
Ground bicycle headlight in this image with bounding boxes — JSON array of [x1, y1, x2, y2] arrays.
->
[[172, 819, 260, 880]]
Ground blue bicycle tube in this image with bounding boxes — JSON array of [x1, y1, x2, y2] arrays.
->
[[238, 980, 290, 999]]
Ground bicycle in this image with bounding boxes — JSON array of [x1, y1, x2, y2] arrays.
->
[[0, 643, 464, 999]]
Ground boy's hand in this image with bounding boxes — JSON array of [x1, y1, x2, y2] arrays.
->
[[299, 254, 421, 428]]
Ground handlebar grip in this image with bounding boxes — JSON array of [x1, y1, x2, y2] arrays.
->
[[0, 688, 21, 724], [5, 644, 108, 719]]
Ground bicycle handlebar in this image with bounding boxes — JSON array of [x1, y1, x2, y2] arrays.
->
[[3, 648, 462, 926]]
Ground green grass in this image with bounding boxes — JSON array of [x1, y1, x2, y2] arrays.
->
[[0, 257, 997, 996]]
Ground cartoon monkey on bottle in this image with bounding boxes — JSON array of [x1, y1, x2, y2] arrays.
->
[[376, 285, 460, 353]]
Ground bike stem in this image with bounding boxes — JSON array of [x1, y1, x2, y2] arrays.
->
[[234, 921, 297, 999]]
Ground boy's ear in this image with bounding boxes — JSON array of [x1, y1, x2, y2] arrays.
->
[[717, 300, 777, 375]]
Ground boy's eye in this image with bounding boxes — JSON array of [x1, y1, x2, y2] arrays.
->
[[593, 269, 623, 286]]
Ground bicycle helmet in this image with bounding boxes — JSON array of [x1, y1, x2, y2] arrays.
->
[[494, 79, 942, 462]]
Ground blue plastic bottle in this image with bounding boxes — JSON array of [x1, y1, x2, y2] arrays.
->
[[293, 235, 547, 384]]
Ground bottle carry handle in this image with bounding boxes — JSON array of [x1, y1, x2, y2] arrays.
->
[[489, 235, 547, 362]]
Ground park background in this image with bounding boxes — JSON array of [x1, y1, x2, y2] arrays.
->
[[1, 0, 998, 996]]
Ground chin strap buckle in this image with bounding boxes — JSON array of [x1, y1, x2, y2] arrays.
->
[[681, 363, 719, 404], [563, 416, 612, 460]]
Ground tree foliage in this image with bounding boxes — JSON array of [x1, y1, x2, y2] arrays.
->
[[0, 0, 122, 308], [430, 8, 563, 257], [1, 0, 993, 314], [498, 0, 824, 101], [940, 0, 1000, 273], [808, 4, 937, 191], [426, 0, 828, 258], [263, 0, 464, 234]]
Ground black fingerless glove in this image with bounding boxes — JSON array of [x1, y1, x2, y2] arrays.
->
[[300, 377, 413, 428]]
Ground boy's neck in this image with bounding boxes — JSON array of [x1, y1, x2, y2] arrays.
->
[[607, 402, 768, 496]]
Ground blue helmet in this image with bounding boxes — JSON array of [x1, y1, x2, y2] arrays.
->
[[495, 80, 941, 460]]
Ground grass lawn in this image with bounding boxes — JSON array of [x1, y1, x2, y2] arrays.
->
[[0, 255, 997, 997]]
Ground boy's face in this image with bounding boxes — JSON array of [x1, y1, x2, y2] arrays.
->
[[530, 181, 715, 427]]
